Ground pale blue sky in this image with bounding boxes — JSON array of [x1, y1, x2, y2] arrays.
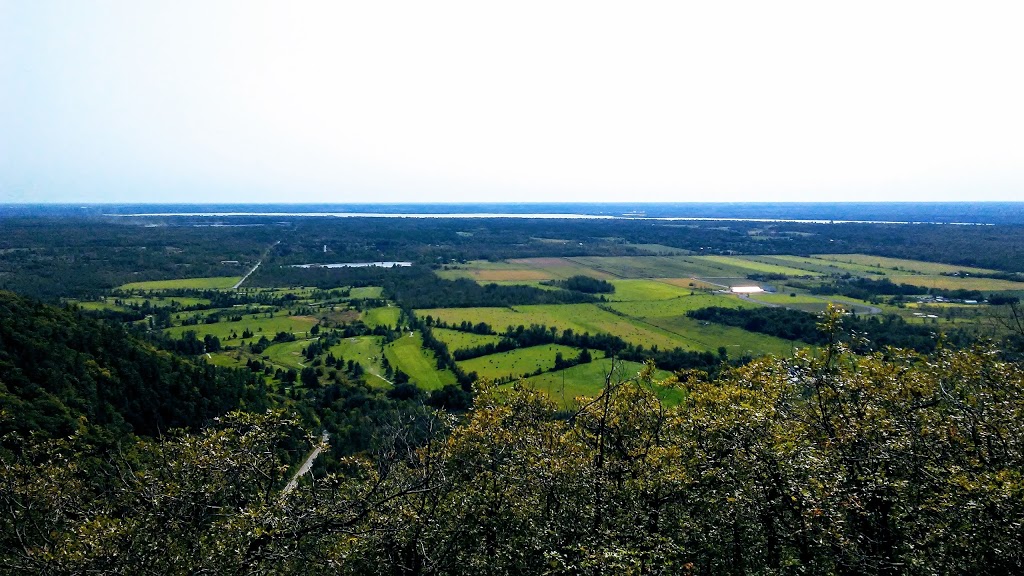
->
[[2, 1, 1023, 204]]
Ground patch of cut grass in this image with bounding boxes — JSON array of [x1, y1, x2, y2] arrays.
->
[[119, 276, 242, 290], [384, 332, 457, 390], [522, 358, 679, 408], [431, 328, 504, 352], [363, 306, 401, 328], [163, 315, 318, 342], [459, 344, 582, 381], [813, 254, 998, 275]]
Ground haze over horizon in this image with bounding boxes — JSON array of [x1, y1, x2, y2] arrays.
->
[[3, 1, 1023, 204]]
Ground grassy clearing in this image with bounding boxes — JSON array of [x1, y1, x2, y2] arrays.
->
[[119, 276, 242, 291], [813, 254, 998, 275], [459, 344, 581, 380], [506, 258, 616, 280], [605, 294, 753, 318], [262, 339, 316, 371], [657, 277, 722, 291], [431, 328, 504, 352], [363, 306, 401, 328], [385, 333, 457, 390], [606, 279, 699, 301], [641, 315, 803, 357], [749, 292, 825, 305], [887, 275, 1024, 292], [703, 255, 823, 277], [163, 315, 318, 342], [627, 244, 693, 255], [349, 286, 384, 298], [419, 296, 792, 355], [522, 358, 680, 408], [329, 336, 385, 381], [205, 351, 249, 370], [567, 255, 785, 280]]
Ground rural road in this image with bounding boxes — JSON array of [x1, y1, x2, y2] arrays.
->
[[233, 261, 261, 289], [282, 430, 329, 494]]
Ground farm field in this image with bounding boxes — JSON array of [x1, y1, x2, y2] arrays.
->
[[605, 279, 702, 301], [363, 306, 401, 328], [458, 344, 582, 381], [701, 255, 823, 277], [812, 254, 999, 276], [385, 333, 457, 390], [522, 358, 679, 408], [420, 296, 796, 357], [431, 328, 504, 352], [887, 275, 1024, 292], [604, 294, 753, 318], [626, 243, 692, 255], [163, 314, 318, 341], [119, 276, 242, 291], [349, 286, 384, 298], [637, 315, 802, 357]]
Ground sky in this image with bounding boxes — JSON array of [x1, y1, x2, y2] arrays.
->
[[2, 1, 1023, 204]]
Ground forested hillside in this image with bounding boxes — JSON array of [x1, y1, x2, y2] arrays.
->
[[2, 308, 1023, 574], [0, 291, 268, 442]]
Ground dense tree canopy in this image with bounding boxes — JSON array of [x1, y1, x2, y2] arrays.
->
[[3, 308, 1023, 574]]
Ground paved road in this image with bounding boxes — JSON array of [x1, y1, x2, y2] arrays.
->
[[233, 261, 261, 289], [282, 430, 329, 494]]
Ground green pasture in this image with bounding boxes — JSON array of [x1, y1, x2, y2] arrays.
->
[[329, 336, 386, 380], [363, 306, 401, 328], [640, 315, 804, 357], [522, 358, 680, 408], [163, 314, 318, 342], [431, 328, 504, 352], [813, 254, 998, 276], [566, 255, 786, 280], [605, 293, 753, 319], [349, 286, 384, 298], [419, 300, 793, 355], [606, 279, 700, 301], [459, 344, 582, 380], [119, 276, 242, 291], [385, 333, 457, 390], [626, 244, 692, 255], [888, 275, 1024, 292], [702, 255, 823, 277]]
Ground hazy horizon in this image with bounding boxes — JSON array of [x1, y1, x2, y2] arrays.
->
[[3, 1, 1023, 204]]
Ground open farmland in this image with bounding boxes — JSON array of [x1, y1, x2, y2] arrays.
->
[[163, 314, 318, 341], [329, 336, 388, 385], [459, 344, 582, 380], [522, 358, 679, 408], [119, 276, 243, 291], [605, 279, 701, 301], [385, 333, 457, 390], [431, 327, 504, 352], [887, 275, 1024, 292], [262, 338, 315, 370], [363, 306, 401, 328], [813, 254, 999, 275]]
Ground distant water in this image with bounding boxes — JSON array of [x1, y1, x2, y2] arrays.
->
[[6, 202, 1024, 225], [289, 261, 412, 268], [108, 212, 990, 225]]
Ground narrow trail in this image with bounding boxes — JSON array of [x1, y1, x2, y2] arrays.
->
[[282, 430, 329, 494]]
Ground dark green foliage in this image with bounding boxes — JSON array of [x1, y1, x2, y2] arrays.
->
[[541, 275, 615, 293], [0, 291, 267, 443], [687, 305, 967, 353]]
